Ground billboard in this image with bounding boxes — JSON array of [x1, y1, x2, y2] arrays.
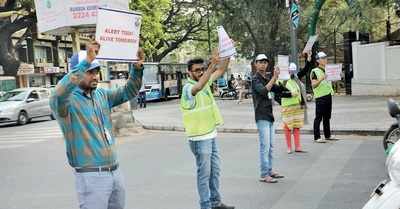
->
[[34, 0, 129, 34]]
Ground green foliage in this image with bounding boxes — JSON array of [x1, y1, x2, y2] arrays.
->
[[210, 0, 288, 58], [130, 0, 170, 60]]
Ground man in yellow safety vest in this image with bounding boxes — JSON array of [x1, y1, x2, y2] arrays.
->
[[180, 51, 233, 209]]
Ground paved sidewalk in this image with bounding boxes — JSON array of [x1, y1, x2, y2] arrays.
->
[[133, 96, 396, 136]]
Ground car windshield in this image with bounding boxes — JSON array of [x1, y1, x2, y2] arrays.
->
[[0, 90, 27, 102]]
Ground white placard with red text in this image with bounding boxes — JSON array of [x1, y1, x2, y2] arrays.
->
[[325, 64, 342, 81], [217, 26, 236, 58], [95, 7, 142, 62], [34, 0, 129, 34]]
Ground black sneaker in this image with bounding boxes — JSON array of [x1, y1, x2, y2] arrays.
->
[[212, 203, 235, 209]]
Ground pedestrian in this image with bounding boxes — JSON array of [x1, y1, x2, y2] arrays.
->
[[251, 54, 287, 183], [237, 75, 246, 104], [138, 86, 147, 108], [311, 52, 338, 143], [180, 50, 234, 209], [50, 41, 145, 209], [227, 74, 235, 90], [278, 63, 306, 154], [297, 51, 315, 101]]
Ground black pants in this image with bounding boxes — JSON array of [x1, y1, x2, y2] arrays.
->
[[314, 94, 332, 140]]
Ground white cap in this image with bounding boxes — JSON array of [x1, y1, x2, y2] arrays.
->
[[316, 52, 328, 60], [289, 62, 297, 71], [255, 54, 269, 62]]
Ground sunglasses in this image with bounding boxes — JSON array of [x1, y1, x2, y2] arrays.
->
[[191, 67, 206, 73]]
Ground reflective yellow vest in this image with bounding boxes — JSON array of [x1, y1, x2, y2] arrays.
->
[[279, 79, 302, 107], [311, 67, 334, 98], [180, 79, 223, 137]]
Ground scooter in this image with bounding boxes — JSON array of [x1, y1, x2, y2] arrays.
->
[[362, 139, 400, 209], [220, 86, 238, 100], [383, 99, 400, 153]]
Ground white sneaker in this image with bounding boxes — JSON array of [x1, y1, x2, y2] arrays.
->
[[315, 138, 327, 143]]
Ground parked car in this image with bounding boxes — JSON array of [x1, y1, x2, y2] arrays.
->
[[0, 87, 54, 125]]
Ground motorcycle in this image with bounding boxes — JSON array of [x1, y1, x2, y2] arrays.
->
[[362, 139, 400, 209], [219, 86, 238, 99], [383, 99, 400, 153]]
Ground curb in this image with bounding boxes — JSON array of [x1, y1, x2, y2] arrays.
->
[[142, 125, 386, 136]]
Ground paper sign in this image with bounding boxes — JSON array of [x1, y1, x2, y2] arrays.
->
[[325, 64, 342, 81], [277, 55, 289, 67], [217, 26, 236, 58], [278, 66, 290, 80], [277, 55, 290, 80], [95, 7, 142, 62], [302, 35, 318, 53]]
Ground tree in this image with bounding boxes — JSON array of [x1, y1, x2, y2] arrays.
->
[[210, 0, 289, 59], [131, 0, 209, 62], [0, 0, 35, 76]]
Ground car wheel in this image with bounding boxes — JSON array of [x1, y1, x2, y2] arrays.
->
[[17, 111, 28, 125]]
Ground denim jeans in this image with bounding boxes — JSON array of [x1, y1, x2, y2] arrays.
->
[[74, 168, 125, 209], [189, 138, 222, 209], [256, 120, 275, 178]]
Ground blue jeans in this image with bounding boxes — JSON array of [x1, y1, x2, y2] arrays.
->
[[189, 138, 222, 209], [74, 168, 125, 209], [256, 120, 275, 178]]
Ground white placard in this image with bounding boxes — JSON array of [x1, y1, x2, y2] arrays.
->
[[217, 26, 236, 58], [34, 0, 129, 34], [277, 55, 290, 80], [325, 64, 342, 81], [34, 0, 66, 34], [95, 8, 142, 62], [302, 35, 318, 53], [278, 66, 290, 80]]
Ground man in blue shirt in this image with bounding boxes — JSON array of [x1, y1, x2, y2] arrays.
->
[[50, 41, 144, 209]]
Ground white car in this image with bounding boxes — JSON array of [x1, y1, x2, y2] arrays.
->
[[0, 88, 54, 125]]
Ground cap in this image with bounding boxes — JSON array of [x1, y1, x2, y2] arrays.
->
[[255, 54, 269, 62], [69, 50, 100, 72], [289, 62, 297, 71], [316, 52, 328, 60]]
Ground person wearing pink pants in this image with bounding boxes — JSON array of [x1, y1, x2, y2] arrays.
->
[[279, 63, 306, 154]]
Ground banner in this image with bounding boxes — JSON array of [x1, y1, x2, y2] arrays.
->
[[291, 1, 300, 29], [95, 7, 142, 62], [277, 55, 290, 80], [325, 64, 342, 81], [34, 0, 129, 34], [217, 26, 236, 58], [302, 35, 318, 53]]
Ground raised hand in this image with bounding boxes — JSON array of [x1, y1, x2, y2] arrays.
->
[[273, 66, 280, 79], [135, 48, 145, 69], [210, 49, 220, 66], [86, 41, 100, 63]]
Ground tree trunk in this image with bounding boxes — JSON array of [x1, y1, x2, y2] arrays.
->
[[0, 36, 20, 76], [0, 14, 34, 76]]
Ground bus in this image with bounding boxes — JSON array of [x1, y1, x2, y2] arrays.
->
[[142, 63, 187, 101], [0, 76, 17, 96]]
